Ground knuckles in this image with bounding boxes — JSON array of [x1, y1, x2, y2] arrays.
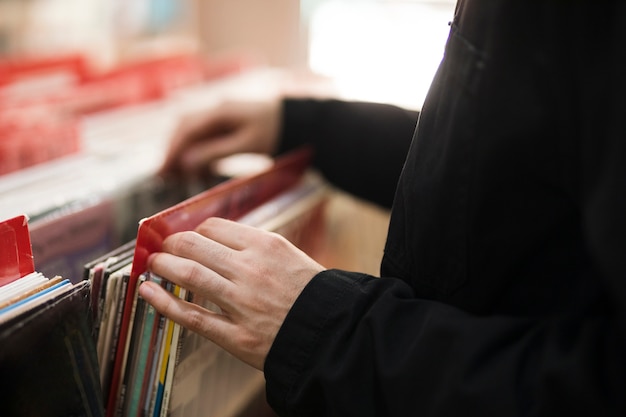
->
[[164, 231, 201, 256], [195, 217, 224, 236], [179, 261, 206, 289], [157, 290, 179, 319], [186, 308, 209, 334], [258, 230, 289, 252]]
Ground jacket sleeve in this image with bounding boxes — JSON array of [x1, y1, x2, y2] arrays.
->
[[264, 268, 626, 417], [276, 99, 418, 209]]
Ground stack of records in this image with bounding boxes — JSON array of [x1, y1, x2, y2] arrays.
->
[[0, 215, 103, 417], [0, 147, 328, 417]]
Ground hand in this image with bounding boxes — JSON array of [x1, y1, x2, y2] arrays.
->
[[138, 217, 325, 370], [160, 98, 282, 178]]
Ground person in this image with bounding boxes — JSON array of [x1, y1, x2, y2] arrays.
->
[[138, 0, 626, 415]]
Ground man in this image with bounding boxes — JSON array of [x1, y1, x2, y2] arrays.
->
[[139, 0, 626, 415]]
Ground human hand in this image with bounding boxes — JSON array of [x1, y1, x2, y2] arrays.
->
[[160, 98, 282, 178], [138, 217, 325, 370]]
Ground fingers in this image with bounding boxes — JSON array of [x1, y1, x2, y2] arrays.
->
[[138, 280, 235, 350], [139, 275, 267, 370], [159, 99, 282, 178], [160, 108, 235, 175], [160, 113, 204, 175], [142, 216, 323, 371], [148, 221, 263, 309], [148, 237, 238, 310], [161, 225, 244, 276], [178, 129, 251, 172], [195, 217, 261, 251]]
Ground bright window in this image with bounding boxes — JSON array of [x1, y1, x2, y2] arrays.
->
[[307, 0, 456, 110]]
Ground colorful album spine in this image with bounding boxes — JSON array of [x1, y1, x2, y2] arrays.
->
[[151, 282, 178, 417], [159, 286, 188, 417], [125, 275, 161, 417], [142, 276, 168, 416]]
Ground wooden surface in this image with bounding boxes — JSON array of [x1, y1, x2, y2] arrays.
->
[[317, 189, 390, 276]]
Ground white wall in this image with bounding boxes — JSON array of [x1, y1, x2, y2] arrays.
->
[[195, 0, 307, 69]]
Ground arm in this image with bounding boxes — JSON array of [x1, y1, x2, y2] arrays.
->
[[160, 97, 417, 210], [140, 130, 626, 416], [138, 210, 625, 416], [265, 269, 625, 416], [279, 99, 417, 209]]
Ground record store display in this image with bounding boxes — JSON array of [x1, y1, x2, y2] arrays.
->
[[0, 54, 329, 417]]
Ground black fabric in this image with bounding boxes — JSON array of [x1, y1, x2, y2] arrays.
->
[[265, 1, 626, 416], [278, 99, 417, 209]]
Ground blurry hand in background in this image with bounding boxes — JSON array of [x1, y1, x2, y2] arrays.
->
[[160, 98, 282, 178]]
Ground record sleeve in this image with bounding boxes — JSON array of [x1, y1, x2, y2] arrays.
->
[[0, 215, 35, 287], [0, 280, 104, 417]]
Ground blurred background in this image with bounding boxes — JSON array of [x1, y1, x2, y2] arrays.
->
[[0, 0, 456, 109]]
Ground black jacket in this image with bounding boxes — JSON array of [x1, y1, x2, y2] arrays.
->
[[265, 0, 626, 415]]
